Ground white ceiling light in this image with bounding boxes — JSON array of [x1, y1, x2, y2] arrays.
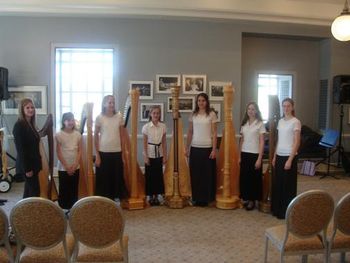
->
[[331, 0, 350, 41]]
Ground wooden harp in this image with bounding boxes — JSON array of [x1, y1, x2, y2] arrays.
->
[[216, 85, 241, 209], [38, 114, 58, 200], [164, 86, 191, 208], [259, 95, 280, 213], [0, 129, 12, 193], [122, 89, 145, 210], [77, 103, 93, 197]]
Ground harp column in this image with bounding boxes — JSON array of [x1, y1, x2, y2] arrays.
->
[[86, 104, 95, 196], [126, 89, 145, 210], [168, 86, 186, 208], [216, 85, 239, 209]]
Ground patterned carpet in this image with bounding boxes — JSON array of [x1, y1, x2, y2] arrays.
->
[[1, 172, 349, 263]]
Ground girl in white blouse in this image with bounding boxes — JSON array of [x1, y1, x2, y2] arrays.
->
[[272, 98, 301, 219], [94, 95, 127, 201], [239, 102, 265, 211], [186, 93, 218, 207], [142, 105, 167, 206], [55, 112, 82, 211]]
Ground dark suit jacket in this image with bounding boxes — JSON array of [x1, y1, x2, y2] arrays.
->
[[13, 120, 42, 174]]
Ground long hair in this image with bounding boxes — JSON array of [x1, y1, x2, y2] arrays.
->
[[241, 102, 263, 126], [18, 98, 36, 127], [193, 93, 210, 116], [61, 112, 76, 130], [148, 105, 162, 122], [282, 98, 295, 117], [101, 95, 116, 115]]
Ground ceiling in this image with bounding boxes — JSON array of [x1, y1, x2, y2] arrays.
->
[[0, 0, 346, 26]]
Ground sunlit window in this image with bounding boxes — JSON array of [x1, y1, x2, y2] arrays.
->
[[258, 74, 293, 121], [55, 47, 114, 129]]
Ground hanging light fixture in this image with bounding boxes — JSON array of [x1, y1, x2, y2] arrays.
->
[[331, 0, 350, 41]]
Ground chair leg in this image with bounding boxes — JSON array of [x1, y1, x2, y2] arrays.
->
[[280, 251, 284, 263], [264, 237, 269, 263], [340, 252, 345, 263], [301, 255, 308, 263]]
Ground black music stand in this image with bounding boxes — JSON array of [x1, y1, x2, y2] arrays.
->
[[316, 129, 340, 179]]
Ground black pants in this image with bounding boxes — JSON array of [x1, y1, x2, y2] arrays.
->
[[145, 157, 164, 196], [189, 147, 216, 204], [58, 169, 79, 209], [271, 155, 298, 219], [240, 152, 262, 201], [23, 173, 40, 198], [95, 151, 127, 200]]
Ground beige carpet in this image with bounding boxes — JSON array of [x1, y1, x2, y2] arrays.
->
[[1, 173, 349, 263]]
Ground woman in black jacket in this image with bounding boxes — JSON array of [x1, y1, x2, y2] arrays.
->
[[13, 98, 42, 198]]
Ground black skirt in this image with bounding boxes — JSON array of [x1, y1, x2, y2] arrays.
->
[[271, 155, 298, 219], [239, 152, 262, 201], [145, 157, 164, 196], [23, 173, 40, 198], [95, 151, 127, 200], [58, 169, 79, 209], [189, 147, 216, 204]]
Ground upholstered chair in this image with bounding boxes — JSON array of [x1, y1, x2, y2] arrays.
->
[[327, 192, 350, 263], [10, 197, 74, 263], [0, 207, 14, 263], [264, 190, 334, 263], [69, 196, 128, 263]]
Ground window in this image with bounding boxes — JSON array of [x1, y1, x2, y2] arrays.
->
[[54, 46, 115, 129], [257, 73, 293, 121]]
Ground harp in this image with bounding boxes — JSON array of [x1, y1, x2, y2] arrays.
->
[[77, 103, 93, 197], [216, 85, 241, 209], [122, 90, 145, 210], [0, 129, 11, 193], [164, 86, 191, 208], [38, 114, 58, 200], [259, 95, 280, 213]]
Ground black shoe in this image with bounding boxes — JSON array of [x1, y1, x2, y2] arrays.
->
[[245, 201, 255, 211], [153, 198, 160, 206]]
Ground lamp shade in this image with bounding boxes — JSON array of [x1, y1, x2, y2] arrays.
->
[[331, 14, 350, 41]]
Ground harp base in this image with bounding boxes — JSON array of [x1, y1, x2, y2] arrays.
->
[[124, 198, 145, 210], [216, 195, 241, 210], [258, 200, 271, 213], [166, 195, 186, 209]]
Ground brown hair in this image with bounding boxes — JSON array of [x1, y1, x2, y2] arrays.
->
[[193, 93, 210, 116], [18, 98, 39, 138], [61, 112, 76, 130], [282, 98, 295, 116], [241, 102, 263, 126], [101, 95, 116, 115], [148, 105, 162, 121]]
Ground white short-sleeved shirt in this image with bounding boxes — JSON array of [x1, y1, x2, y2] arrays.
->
[[95, 113, 124, 152], [142, 121, 167, 158], [240, 120, 266, 154], [189, 111, 218, 148], [55, 130, 82, 171], [276, 117, 301, 156]]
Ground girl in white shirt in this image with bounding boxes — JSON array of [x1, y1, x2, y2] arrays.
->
[[142, 105, 167, 206], [239, 102, 265, 211], [94, 95, 127, 201], [272, 98, 301, 219], [186, 93, 218, 207], [55, 112, 82, 210]]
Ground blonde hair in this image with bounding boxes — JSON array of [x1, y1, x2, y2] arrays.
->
[[101, 95, 116, 115], [148, 105, 162, 121]]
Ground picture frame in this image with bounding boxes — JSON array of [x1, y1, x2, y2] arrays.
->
[[167, 97, 194, 113], [156, 74, 181, 94], [210, 103, 221, 122], [209, 81, 232, 101], [140, 102, 164, 122], [129, 81, 153, 100], [1, 86, 47, 115], [182, 74, 207, 95]]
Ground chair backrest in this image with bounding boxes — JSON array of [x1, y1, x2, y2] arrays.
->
[[286, 190, 334, 238], [334, 192, 350, 235], [70, 196, 125, 248], [10, 197, 67, 249]]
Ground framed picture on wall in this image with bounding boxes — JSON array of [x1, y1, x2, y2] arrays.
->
[[167, 97, 194, 113], [182, 74, 207, 95], [210, 103, 221, 122], [156, 74, 181, 94], [209, 81, 232, 101], [129, 81, 153, 100], [1, 86, 47, 114], [140, 102, 164, 122]]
